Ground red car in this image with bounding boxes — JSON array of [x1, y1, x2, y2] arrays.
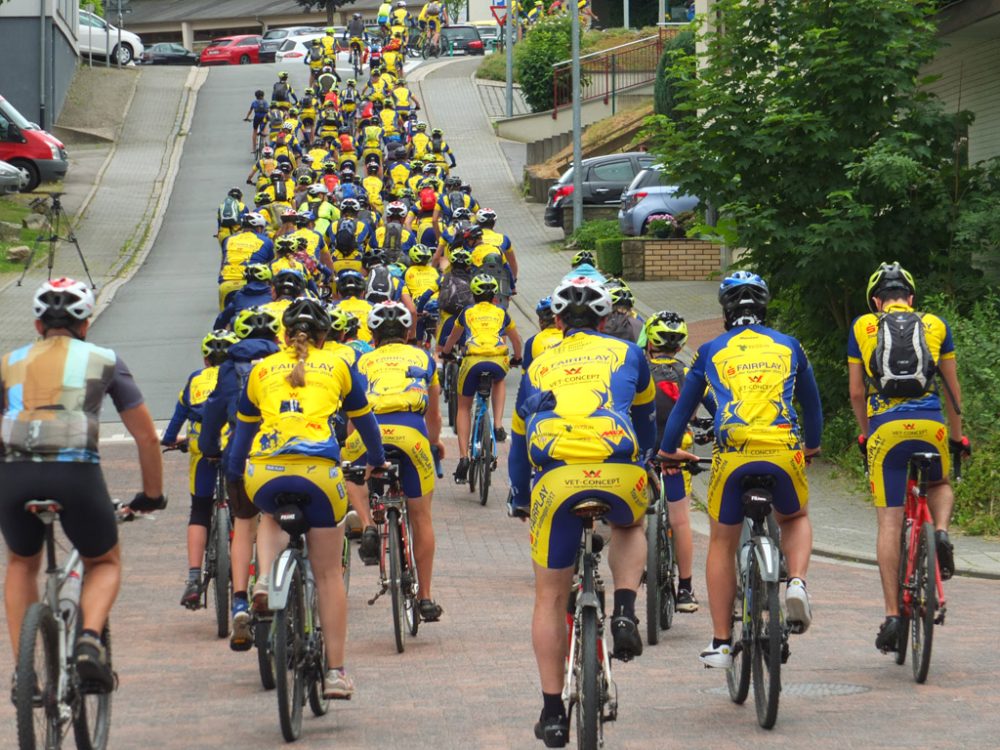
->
[[198, 35, 262, 65]]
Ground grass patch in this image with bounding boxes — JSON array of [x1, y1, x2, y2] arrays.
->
[[0, 195, 43, 273], [476, 51, 508, 82]]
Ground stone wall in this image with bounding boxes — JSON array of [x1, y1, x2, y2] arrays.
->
[[621, 238, 721, 281]]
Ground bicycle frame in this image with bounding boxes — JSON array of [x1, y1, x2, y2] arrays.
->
[[901, 453, 947, 622], [470, 378, 495, 463]]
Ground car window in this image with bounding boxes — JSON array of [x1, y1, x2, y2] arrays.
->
[[171, 44, 187, 53], [631, 169, 668, 189], [264, 30, 287, 40], [207, 39, 231, 47], [590, 160, 633, 183], [237, 38, 258, 46], [279, 39, 297, 51], [444, 28, 479, 41]]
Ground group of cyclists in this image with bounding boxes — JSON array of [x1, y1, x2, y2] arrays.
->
[[0, 41, 974, 750]]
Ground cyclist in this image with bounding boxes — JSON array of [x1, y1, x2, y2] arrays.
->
[[562, 249, 606, 285], [410, 122, 431, 159], [441, 274, 522, 480], [370, 200, 416, 263], [427, 127, 456, 171], [200, 307, 281, 650], [334, 270, 376, 343], [246, 145, 278, 190], [507, 277, 654, 744], [658, 272, 821, 667], [376, 1, 393, 32], [161, 330, 238, 608], [217, 187, 248, 246], [643, 311, 704, 613], [474, 208, 517, 302], [342, 301, 446, 619], [0, 279, 165, 692], [316, 64, 341, 99], [362, 160, 387, 216], [306, 39, 326, 85], [329, 198, 371, 273], [320, 26, 339, 58], [341, 78, 360, 125], [520, 296, 562, 370], [226, 298, 385, 698], [419, 0, 448, 48], [433, 206, 473, 266], [244, 89, 270, 153], [391, 0, 412, 33], [218, 212, 274, 310], [847, 262, 968, 654], [215, 263, 274, 330], [603, 285, 644, 343], [346, 13, 367, 63], [435, 246, 475, 349], [271, 71, 297, 111]]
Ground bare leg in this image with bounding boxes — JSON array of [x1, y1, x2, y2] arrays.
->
[[231, 515, 258, 593], [876, 506, 904, 616], [532, 563, 574, 693], [492, 377, 506, 429], [774, 509, 812, 580], [927, 481, 954, 533], [407, 493, 435, 599], [608, 522, 645, 592], [187, 524, 208, 570], [667, 497, 694, 580], [5, 551, 42, 659], [705, 520, 741, 640], [256, 514, 288, 588], [456, 394, 473, 460], [80, 546, 122, 634], [346, 481, 373, 528], [308, 525, 348, 668]]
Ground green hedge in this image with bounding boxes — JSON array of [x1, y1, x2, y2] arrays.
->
[[595, 238, 624, 276]]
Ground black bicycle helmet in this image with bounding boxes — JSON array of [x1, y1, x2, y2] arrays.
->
[[718, 272, 770, 329], [865, 261, 916, 313], [282, 297, 331, 338], [273, 269, 307, 298]]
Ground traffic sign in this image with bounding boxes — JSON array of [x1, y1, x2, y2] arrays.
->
[[490, 5, 508, 25]]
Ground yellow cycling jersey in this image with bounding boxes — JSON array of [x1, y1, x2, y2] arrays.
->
[[307, 147, 334, 165], [221, 232, 266, 282], [388, 162, 411, 188], [178, 365, 219, 456], [238, 345, 371, 461], [392, 87, 413, 109], [355, 342, 439, 414], [336, 297, 375, 342], [320, 35, 337, 57], [379, 109, 399, 134], [403, 265, 440, 300], [847, 302, 955, 418], [363, 175, 386, 209], [471, 242, 505, 269], [528, 327, 563, 365], [455, 301, 515, 357], [411, 132, 431, 158], [325, 340, 358, 367], [288, 228, 323, 260]]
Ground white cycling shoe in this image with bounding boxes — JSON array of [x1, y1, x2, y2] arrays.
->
[[785, 577, 812, 634]]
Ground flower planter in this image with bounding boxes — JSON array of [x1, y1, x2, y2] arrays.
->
[[620, 238, 722, 281]]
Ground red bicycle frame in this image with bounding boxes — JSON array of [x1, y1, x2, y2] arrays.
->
[[899, 453, 946, 621]]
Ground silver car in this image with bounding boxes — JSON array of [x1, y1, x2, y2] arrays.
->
[[618, 166, 700, 236], [0, 159, 29, 194]]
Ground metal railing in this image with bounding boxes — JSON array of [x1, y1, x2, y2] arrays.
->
[[551, 25, 682, 119]]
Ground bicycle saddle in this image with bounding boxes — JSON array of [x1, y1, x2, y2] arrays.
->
[[273, 493, 311, 537], [571, 499, 611, 520]]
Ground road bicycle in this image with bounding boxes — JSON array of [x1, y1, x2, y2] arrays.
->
[[725, 473, 793, 730], [468, 371, 498, 506], [895, 451, 957, 683], [418, 31, 441, 59], [14, 497, 163, 750], [348, 39, 365, 78], [441, 350, 460, 430], [265, 495, 334, 742], [345, 462, 420, 653]]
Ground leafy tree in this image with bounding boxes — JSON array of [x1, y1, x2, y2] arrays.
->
[[514, 15, 575, 112], [653, 28, 693, 118], [295, 0, 358, 25], [645, 0, 983, 399]]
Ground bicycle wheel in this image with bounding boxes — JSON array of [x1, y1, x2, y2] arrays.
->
[[726, 572, 751, 704], [212, 505, 231, 639], [388, 509, 407, 653], [256, 616, 276, 691], [468, 409, 480, 495], [274, 567, 305, 741], [15, 603, 59, 750], [660, 518, 676, 632], [306, 584, 330, 717], [751, 569, 781, 729], [911, 522, 936, 683], [404, 513, 420, 637], [341, 534, 352, 596], [645, 507, 662, 646], [895, 521, 912, 666], [478, 424, 493, 506], [73, 623, 112, 750], [446, 365, 458, 429], [575, 561, 600, 750]]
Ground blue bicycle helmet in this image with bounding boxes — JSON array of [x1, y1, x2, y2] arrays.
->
[[718, 271, 770, 329], [536, 296, 553, 316]]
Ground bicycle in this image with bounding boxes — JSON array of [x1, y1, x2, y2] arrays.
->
[[14, 497, 163, 750], [348, 39, 365, 78], [442, 350, 460, 431], [345, 461, 420, 653], [894, 451, 957, 683], [264, 495, 334, 742], [724, 473, 793, 730], [468, 371, 498, 506]]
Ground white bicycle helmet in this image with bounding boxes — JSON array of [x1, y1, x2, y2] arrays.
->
[[368, 300, 413, 331], [551, 277, 613, 319], [307, 184, 329, 196], [245, 212, 268, 228], [476, 207, 497, 225], [33, 278, 95, 324]]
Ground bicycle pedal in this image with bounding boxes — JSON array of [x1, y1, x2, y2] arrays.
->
[[781, 642, 791, 664]]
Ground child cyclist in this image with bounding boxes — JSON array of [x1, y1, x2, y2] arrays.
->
[[244, 89, 269, 154], [161, 330, 239, 609]]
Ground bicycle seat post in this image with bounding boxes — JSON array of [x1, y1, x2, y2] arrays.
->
[[25, 500, 62, 573]]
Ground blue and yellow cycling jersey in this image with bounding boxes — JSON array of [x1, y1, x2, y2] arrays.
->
[[454, 301, 515, 356], [846, 302, 955, 418], [162, 366, 220, 455], [220, 231, 271, 283], [335, 297, 375, 342], [521, 327, 563, 370], [404, 265, 440, 301], [234, 345, 372, 462], [511, 330, 656, 487], [660, 324, 823, 454], [355, 343, 439, 414]]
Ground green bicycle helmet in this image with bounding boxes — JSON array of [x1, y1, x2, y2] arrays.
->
[[233, 306, 280, 340], [408, 243, 433, 265], [201, 329, 239, 363], [470, 274, 499, 298], [644, 311, 688, 351], [866, 261, 915, 313], [244, 263, 273, 283]]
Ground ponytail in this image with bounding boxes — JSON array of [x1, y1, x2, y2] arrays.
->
[[286, 330, 311, 387]]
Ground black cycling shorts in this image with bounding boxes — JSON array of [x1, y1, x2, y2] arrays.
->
[[0, 462, 118, 558]]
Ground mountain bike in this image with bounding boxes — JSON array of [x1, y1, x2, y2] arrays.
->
[[266, 495, 333, 742], [895, 451, 956, 683], [468, 371, 497, 506], [725, 474, 792, 730], [14, 497, 163, 750], [565, 499, 616, 750], [345, 462, 420, 653]]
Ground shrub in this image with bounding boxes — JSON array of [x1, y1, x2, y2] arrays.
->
[[476, 51, 508, 82], [514, 16, 574, 112], [653, 28, 694, 118], [566, 219, 621, 252], [595, 238, 624, 276]]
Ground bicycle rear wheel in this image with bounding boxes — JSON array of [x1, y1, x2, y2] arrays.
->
[[73, 623, 112, 750], [575, 562, 601, 750], [751, 570, 781, 729], [645, 507, 662, 646], [911, 522, 936, 683], [446, 365, 458, 428], [404, 513, 420, 637], [478, 425, 493, 506], [212, 505, 231, 639], [726, 575, 751, 704], [388, 509, 407, 653], [341, 534, 352, 595], [274, 567, 305, 741], [306, 585, 330, 717], [15, 603, 60, 750], [256, 616, 276, 691], [896, 521, 912, 666]]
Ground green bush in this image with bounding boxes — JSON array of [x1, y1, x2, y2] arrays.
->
[[653, 29, 694, 118], [566, 219, 621, 252], [595, 238, 624, 275], [514, 16, 574, 112], [476, 52, 508, 82]]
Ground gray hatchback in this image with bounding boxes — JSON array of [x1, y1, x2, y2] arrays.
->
[[618, 166, 700, 236]]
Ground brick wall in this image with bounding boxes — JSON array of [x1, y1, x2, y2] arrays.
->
[[621, 238, 721, 281]]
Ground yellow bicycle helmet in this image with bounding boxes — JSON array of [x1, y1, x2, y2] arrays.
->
[[244, 263, 273, 283], [448, 246, 473, 267], [327, 304, 353, 333], [470, 274, 499, 298], [865, 261, 915, 313], [233, 306, 280, 340], [644, 311, 688, 351], [201, 329, 238, 362], [408, 243, 433, 265]]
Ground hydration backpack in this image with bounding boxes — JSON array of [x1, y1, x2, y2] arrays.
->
[[366, 265, 394, 303], [272, 81, 290, 102], [604, 311, 642, 343], [447, 190, 465, 216], [868, 311, 936, 399], [649, 359, 686, 442], [419, 186, 436, 212], [382, 223, 404, 262], [271, 180, 288, 203], [439, 271, 473, 315], [220, 197, 241, 229], [431, 134, 443, 153], [335, 219, 358, 252]]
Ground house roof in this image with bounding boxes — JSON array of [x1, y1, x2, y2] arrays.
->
[[123, 0, 377, 25]]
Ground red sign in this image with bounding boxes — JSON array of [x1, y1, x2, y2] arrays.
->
[[490, 4, 508, 25]]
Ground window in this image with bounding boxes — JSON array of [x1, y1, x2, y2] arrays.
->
[[264, 30, 288, 40], [589, 160, 633, 183], [633, 168, 669, 189], [237, 38, 259, 47]]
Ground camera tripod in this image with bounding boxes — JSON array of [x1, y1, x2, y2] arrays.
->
[[16, 192, 95, 289]]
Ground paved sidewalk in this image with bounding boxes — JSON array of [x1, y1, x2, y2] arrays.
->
[[475, 78, 531, 119], [0, 66, 200, 353], [413, 57, 1000, 578]]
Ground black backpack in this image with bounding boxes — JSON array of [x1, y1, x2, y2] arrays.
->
[[366, 264, 394, 303], [382, 223, 404, 263], [219, 196, 241, 229], [439, 271, 473, 315], [272, 180, 288, 203], [868, 311, 936, 399], [272, 81, 290, 102], [649, 359, 685, 443], [335, 219, 357, 253]]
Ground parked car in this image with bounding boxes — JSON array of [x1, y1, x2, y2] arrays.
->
[[470, 20, 502, 47], [140, 42, 198, 65], [199, 35, 262, 66], [275, 32, 324, 64], [618, 166, 700, 236], [544, 152, 655, 228], [0, 160, 30, 195], [441, 25, 486, 55], [259, 26, 320, 63], [78, 9, 144, 65], [0, 95, 68, 192]]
